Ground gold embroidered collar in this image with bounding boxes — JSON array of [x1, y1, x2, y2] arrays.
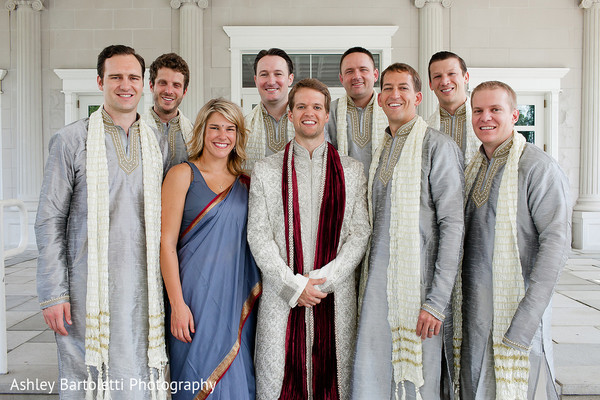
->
[[101, 108, 140, 175], [378, 117, 418, 186], [471, 136, 514, 207], [439, 101, 467, 149], [261, 103, 289, 153], [346, 93, 376, 149], [150, 108, 182, 161]]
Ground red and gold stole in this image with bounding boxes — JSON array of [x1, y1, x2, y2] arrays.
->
[[279, 141, 345, 400]]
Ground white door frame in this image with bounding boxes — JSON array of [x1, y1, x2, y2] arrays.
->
[[468, 67, 569, 160], [54, 69, 153, 125]]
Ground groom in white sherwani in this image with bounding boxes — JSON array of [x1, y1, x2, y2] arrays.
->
[[248, 78, 370, 400]]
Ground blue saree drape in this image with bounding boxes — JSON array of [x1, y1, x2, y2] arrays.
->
[[167, 164, 261, 400]]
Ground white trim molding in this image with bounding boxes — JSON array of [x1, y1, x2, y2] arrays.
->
[[5, 0, 45, 11], [580, 0, 600, 9], [223, 25, 399, 105], [0, 69, 6, 200], [54, 69, 153, 125], [468, 67, 569, 161], [414, 0, 452, 7]]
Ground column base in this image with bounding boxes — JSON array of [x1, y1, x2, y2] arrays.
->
[[572, 210, 600, 251]]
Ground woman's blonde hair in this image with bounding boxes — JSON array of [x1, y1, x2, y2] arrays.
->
[[187, 98, 248, 176]]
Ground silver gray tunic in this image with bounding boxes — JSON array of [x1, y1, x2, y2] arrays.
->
[[352, 119, 465, 400], [325, 96, 375, 179], [147, 108, 189, 168], [460, 138, 571, 400], [35, 111, 168, 399]]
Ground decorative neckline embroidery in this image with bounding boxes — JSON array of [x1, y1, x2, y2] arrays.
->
[[102, 109, 140, 175], [347, 96, 374, 149], [471, 137, 513, 208], [378, 119, 415, 186], [150, 109, 182, 162], [439, 102, 467, 151], [262, 104, 289, 153]]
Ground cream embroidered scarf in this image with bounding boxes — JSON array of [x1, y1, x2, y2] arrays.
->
[[455, 131, 529, 399], [143, 107, 194, 151], [86, 107, 167, 400], [363, 116, 429, 400], [335, 93, 387, 158], [426, 97, 480, 165], [244, 103, 294, 172]]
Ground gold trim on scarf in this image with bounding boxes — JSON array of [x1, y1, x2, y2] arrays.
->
[[194, 282, 262, 400]]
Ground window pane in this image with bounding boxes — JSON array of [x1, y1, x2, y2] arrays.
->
[[88, 105, 100, 117], [242, 54, 255, 88], [518, 130, 535, 143], [242, 51, 381, 88], [311, 54, 341, 86], [289, 54, 311, 84], [373, 54, 381, 71], [517, 105, 535, 126]]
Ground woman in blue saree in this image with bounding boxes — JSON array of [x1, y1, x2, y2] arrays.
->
[[160, 98, 261, 400]]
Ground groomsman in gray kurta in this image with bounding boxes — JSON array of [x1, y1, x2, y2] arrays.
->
[[248, 79, 370, 399], [426, 51, 481, 165], [459, 81, 571, 400], [353, 63, 464, 400], [35, 45, 169, 399], [244, 48, 296, 172], [143, 52, 193, 168], [326, 47, 388, 178]]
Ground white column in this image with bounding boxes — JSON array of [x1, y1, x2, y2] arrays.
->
[[5, 0, 44, 251], [5, 0, 44, 203], [414, 0, 451, 118], [170, 0, 207, 119], [573, 0, 600, 251], [0, 69, 6, 200]]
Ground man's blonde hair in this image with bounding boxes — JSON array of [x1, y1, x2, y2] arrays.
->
[[471, 80, 517, 110]]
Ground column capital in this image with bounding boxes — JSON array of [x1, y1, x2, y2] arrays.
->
[[580, 0, 600, 8], [414, 0, 451, 9], [170, 0, 208, 10], [5, 0, 44, 11]]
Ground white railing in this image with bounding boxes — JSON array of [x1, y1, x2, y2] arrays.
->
[[0, 199, 29, 374]]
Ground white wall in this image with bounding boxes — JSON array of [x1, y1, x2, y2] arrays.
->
[[0, 0, 587, 209]]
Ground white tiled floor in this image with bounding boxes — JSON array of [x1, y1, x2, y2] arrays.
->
[[0, 252, 599, 398]]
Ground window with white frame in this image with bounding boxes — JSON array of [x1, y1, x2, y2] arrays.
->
[[224, 26, 398, 114], [240, 51, 382, 113]]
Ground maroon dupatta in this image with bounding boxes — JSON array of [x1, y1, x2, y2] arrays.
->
[[279, 141, 345, 400]]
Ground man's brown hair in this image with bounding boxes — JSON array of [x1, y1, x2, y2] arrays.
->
[[288, 78, 331, 113], [97, 44, 145, 82], [149, 53, 190, 91], [380, 63, 421, 92]]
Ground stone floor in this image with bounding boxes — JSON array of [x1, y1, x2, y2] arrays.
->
[[0, 251, 598, 399]]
